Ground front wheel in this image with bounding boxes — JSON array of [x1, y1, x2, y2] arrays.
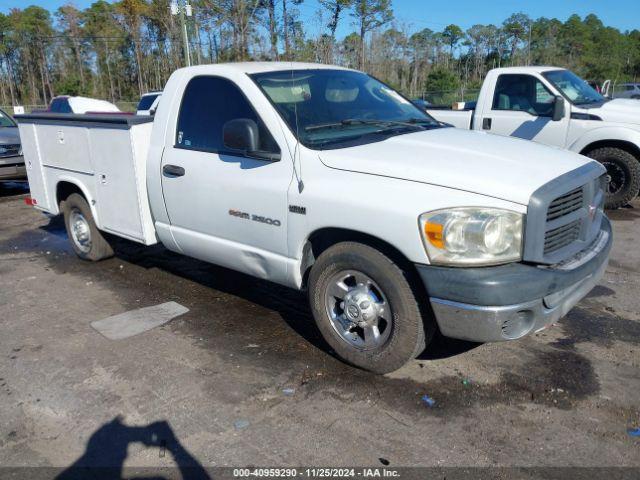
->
[[61, 193, 114, 261], [308, 242, 430, 374], [587, 147, 640, 209]]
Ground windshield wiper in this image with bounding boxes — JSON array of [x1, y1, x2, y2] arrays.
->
[[305, 118, 428, 132]]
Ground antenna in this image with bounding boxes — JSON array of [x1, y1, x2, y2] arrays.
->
[[291, 62, 304, 192]]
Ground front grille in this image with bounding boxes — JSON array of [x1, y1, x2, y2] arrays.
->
[[544, 219, 581, 254], [523, 163, 605, 265], [0, 144, 20, 157], [546, 187, 583, 221]]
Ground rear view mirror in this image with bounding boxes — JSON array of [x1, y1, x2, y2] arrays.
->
[[223, 118, 280, 161], [552, 96, 565, 121]]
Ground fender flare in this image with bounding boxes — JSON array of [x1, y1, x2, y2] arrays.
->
[[569, 126, 640, 156]]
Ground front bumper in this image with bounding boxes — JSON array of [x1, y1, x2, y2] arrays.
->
[[0, 156, 26, 181], [417, 217, 612, 343]]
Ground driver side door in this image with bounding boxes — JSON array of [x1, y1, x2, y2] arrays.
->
[[478, 74, 570, 148], [159, 75, 293, 283]]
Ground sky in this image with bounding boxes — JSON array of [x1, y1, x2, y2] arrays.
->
[[1, 0, 638, 37]]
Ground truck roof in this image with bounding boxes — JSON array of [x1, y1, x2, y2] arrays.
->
[[489, 66, 565, 75], [175, 61, 352, 75]]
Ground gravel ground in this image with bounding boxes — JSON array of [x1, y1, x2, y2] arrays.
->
[[0, 181, 638, 475]]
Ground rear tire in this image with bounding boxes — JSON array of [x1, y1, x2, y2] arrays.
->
[[587, 147, 640, 209], [308, 242, 430, 374], [61, 193, 113, 261]]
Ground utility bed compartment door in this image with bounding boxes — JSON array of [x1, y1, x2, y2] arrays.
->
[[91, 125, 152, 242], [17, 123, 51, 211]]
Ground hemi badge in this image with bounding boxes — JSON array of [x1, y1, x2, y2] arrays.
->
[[289, 205, 306, 215]]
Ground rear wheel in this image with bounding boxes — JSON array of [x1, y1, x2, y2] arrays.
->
[[587, 147, 640, 209], [308, 242, 431, 374], [61, 193, 113, 261]]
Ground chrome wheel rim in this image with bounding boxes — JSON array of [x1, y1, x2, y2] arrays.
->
[[324, 270, 392, 350], [69, 208, 91, 253]]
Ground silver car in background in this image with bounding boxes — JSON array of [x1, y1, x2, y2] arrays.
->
[[614, 83, 640, 99], [0, 108, 25, 182]]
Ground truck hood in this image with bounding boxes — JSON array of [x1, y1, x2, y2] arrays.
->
[[586, 99, 640, 125], [318, 128, 596, 205]]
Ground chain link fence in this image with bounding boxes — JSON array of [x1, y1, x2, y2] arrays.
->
[[0, 105, 47, 115], [2, 89, 484, 119]]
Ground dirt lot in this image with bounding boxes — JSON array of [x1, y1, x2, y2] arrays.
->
[[0, 181, 639, 474]]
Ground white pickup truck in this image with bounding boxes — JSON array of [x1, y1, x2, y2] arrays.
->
[[16, 62, 612, 373], [426, 66, 640, 210]]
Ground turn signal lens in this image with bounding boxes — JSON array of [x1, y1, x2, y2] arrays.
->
[[424, 222, 444, 249]]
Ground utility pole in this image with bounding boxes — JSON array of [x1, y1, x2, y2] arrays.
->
[[170, 0, 192, 67], [527, 21, 532, 66]]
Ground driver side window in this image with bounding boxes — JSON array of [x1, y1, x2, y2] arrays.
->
[[175, 76, 279, 157], [493, 74, 555, 116]]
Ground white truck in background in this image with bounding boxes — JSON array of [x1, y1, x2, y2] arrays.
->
[[16, 62, 611, 373], [426, 67, 640, 209], [136, 91, 162, 115]]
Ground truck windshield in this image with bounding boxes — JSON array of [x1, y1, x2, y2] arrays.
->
[[0, 109, 16, 127], [542, 70, 605, 106], [251, 69, 441, 149]]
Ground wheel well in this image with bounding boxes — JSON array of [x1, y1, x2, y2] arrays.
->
[[301, 228, 436, 340], [580, 140, 640, 161], [300, 228, 419, 290], [56, 181, 85, 207]]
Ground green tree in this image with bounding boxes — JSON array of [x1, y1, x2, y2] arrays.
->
[[424, 67, 459, 92], [318, 0, 353, 62], [503, 12, 531, 64], [56, 4, 87, 91], [351, 0, 392, 69], [442, 24, 463, 57]]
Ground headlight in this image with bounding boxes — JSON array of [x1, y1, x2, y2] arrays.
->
[[419, 208, 523, 266]]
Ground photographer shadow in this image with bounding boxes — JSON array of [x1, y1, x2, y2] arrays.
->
[[55, 416, 210, 480]]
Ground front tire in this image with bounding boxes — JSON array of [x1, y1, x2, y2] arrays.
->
[[587, 147, 640, 209], [308, 242, 430, 374], [61, 193, 113, 261]]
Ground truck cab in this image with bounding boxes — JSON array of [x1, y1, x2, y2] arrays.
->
[[427, 66, 640, 209]]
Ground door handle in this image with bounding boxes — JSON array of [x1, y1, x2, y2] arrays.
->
[[482, 118, 492, 130], [163, 164, 185, 177]]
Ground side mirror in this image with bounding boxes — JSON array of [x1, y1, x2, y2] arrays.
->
[[223, 118, 259, 152], [223, 118, 280, 161], [552, 96, 565, 121]]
